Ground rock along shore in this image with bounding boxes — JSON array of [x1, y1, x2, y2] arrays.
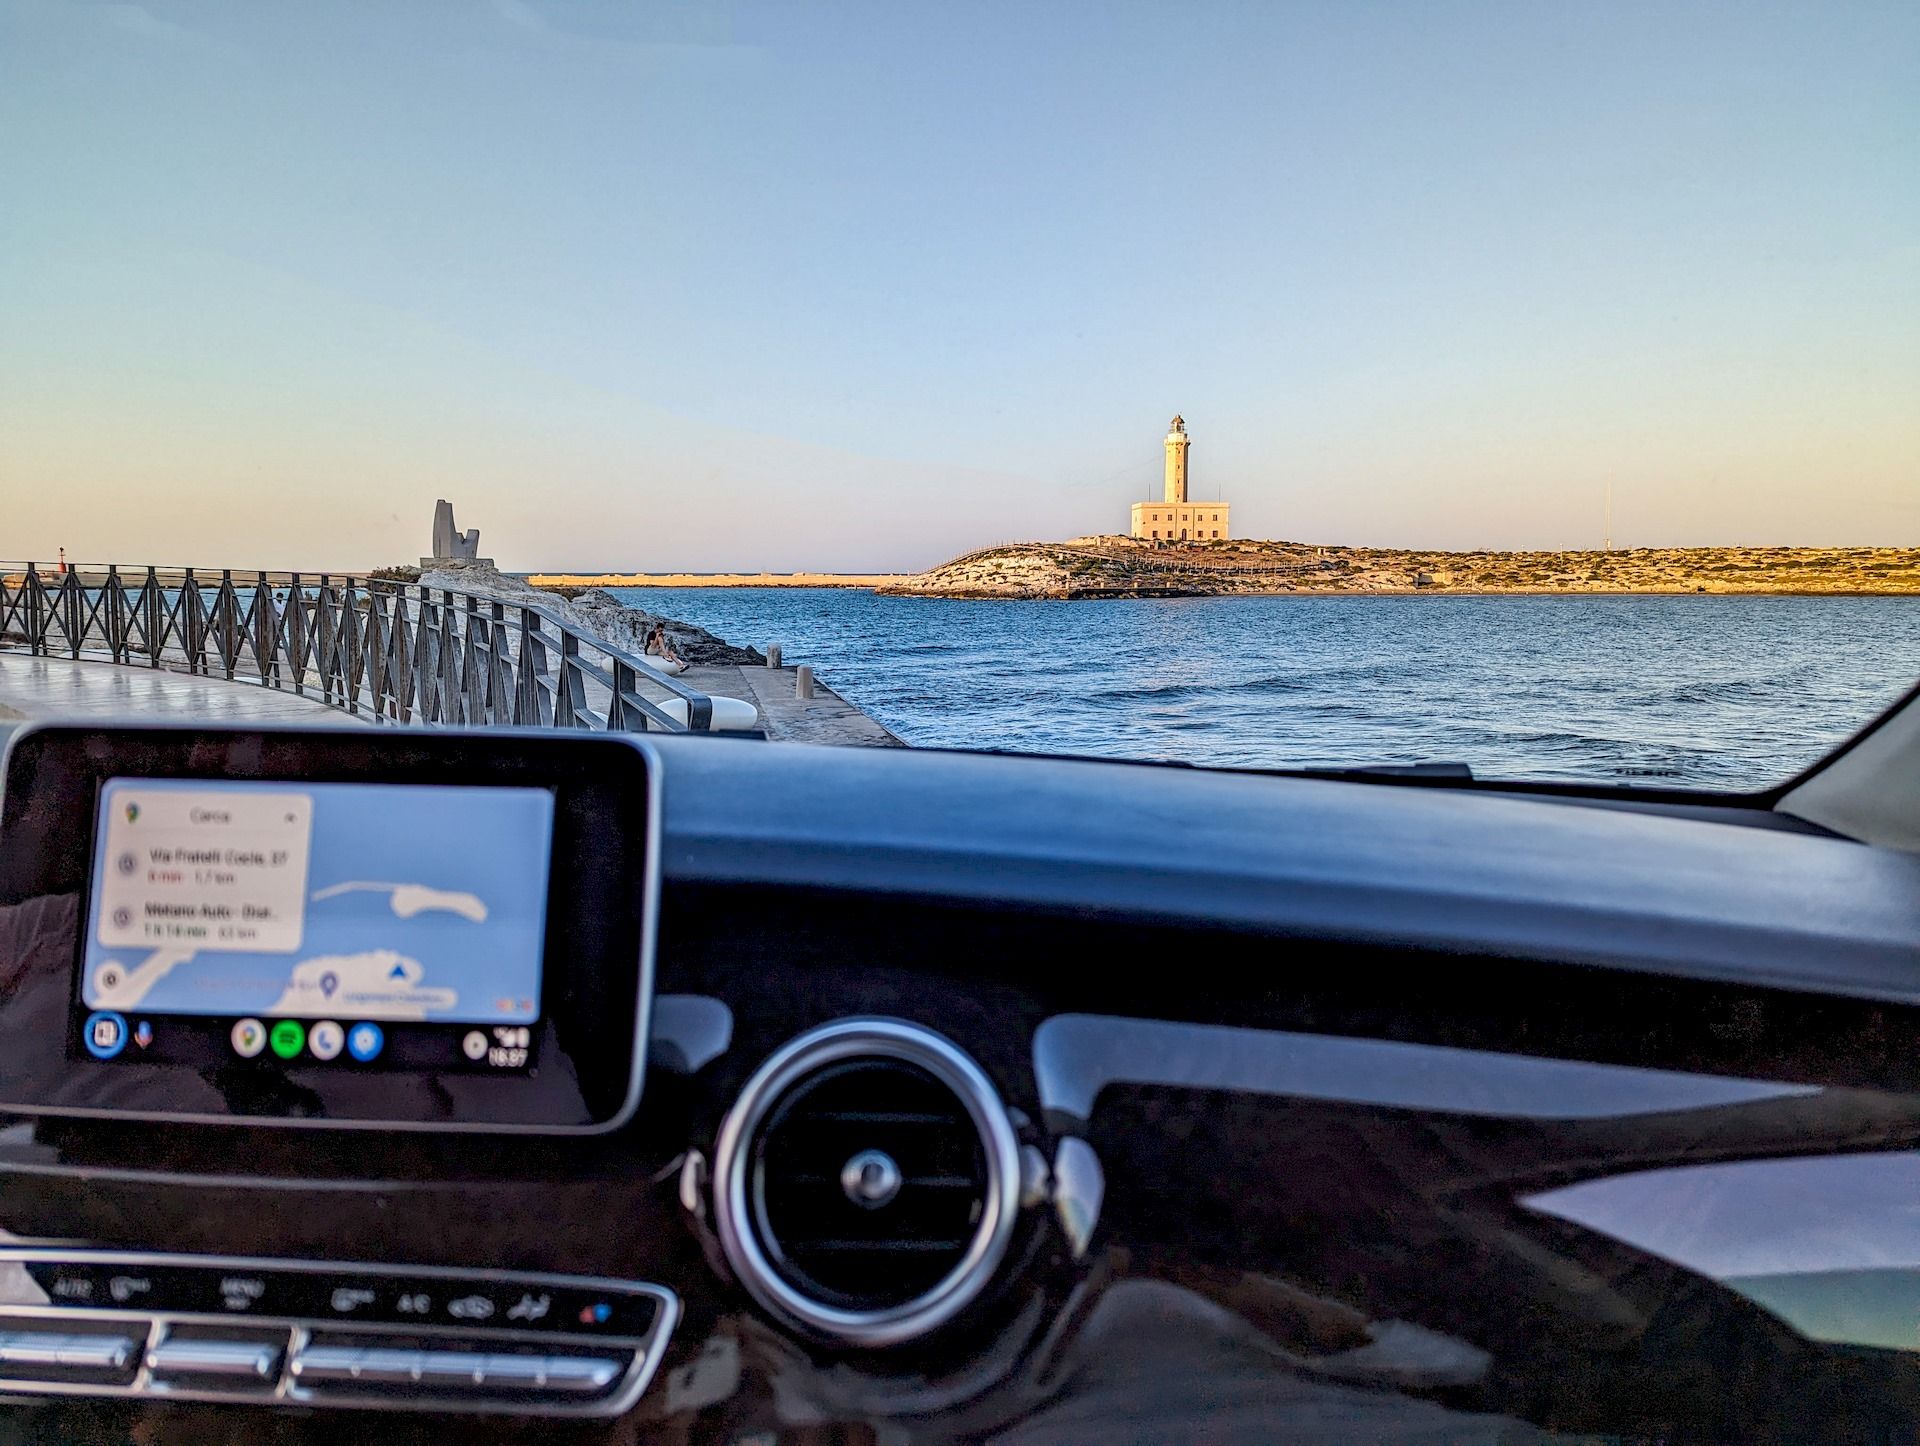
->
[[411, 562, 765, 664], [877, 537, 1920, 600]]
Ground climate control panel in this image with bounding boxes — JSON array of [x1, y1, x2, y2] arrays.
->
[[0, 1250, 676, 1416]]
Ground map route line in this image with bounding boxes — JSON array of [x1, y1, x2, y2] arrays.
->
[[309, 881, 489, 922]]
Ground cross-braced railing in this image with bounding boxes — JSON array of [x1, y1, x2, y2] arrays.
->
[[0, 562, 716, 732]]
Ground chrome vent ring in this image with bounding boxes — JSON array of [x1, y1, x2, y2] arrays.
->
[[712, 1019, 1022, 1347]]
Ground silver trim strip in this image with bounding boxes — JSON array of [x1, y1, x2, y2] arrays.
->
[[0, 1249, 677, 1418], [1033, 1013, 1819, 1127], [0, 724, 663, 1135], [712, 1017, 1023, 1348]]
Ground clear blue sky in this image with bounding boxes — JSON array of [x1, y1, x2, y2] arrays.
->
[[3, 0, 1915, 571]]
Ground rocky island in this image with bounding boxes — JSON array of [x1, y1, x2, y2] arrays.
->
[[879, 537, 1920, 600]]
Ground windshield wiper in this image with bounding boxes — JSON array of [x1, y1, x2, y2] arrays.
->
[[1290, 762, 1475, 781]]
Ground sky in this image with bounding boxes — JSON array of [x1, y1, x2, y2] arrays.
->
[[2, 0, 1915, 572]]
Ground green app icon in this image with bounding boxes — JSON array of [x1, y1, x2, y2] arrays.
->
[[269, 1020, 305, 1059]]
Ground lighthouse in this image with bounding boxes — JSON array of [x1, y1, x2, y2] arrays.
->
[[1130, 415, 1229, 542], [1164, 414, 1190, 504]]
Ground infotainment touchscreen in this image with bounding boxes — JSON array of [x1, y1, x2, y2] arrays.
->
[[78, 779, 554, 1075], [0, 724, 656, 1132]]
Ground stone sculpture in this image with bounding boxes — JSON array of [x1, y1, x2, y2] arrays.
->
[[422, 499, 491, 567]]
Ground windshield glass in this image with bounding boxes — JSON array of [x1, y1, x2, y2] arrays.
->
[[4, 3, 1915, 786]]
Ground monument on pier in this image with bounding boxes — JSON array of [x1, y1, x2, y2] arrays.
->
[[1129, 416, 1230, 542], [421, 499, 492, 568]]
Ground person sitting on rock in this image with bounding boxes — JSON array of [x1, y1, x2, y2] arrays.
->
[[645, 621, 689, 675]]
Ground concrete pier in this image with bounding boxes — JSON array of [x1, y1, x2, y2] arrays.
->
[[680, 663, 902, 747]]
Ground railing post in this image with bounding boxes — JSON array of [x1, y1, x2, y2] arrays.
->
[[25, 564, 44, 656], [556, 631, 582, 728], [285, 573, 306, 693], [437, 587, 464, 725], [340, 578, 362, 716], [183, 568, 204, 673], [315, 575, 336, 705], [461, 593, 483, 722], [145, 567, 164, 668], [61, 570, 82, 658], [105, 566, 126, 663], [248, 571, 270, 685], [522, 608, 558, 728], [388, 589, 415, 723], [487, 600, 509, 725], [217, 568, 239, 679], [440, 586, 459, 723], [363, 586, 388, 720], [610, 658, 634, 731], [413, 586, 438, 724]]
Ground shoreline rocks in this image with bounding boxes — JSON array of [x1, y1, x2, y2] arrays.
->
[[411, 562, 765, 665]]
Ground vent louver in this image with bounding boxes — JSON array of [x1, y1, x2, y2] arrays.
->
[[713, 1020, 1021, 1346]]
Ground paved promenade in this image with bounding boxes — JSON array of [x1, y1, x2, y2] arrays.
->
[[0, 655, 365, 735]]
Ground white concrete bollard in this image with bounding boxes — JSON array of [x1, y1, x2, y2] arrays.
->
[[795, 665, 814, 700], [766, 644, 781, 668]]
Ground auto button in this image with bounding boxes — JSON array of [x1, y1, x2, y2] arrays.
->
[[0, 1323, 143, 1384]]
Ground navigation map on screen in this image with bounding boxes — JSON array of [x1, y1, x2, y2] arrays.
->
[[82, 779, 554, 1024]]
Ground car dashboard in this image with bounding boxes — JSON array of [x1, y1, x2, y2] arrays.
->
[[1, 725, 1919, 1442]]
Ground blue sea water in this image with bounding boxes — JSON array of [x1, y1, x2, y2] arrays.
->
[[614, 589, 1920, 790]]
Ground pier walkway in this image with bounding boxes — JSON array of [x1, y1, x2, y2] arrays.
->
[[682, 663, 902, 747], [0, 654, 362, 754]]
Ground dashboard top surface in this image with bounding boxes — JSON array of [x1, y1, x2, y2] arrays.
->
[[650, 736, 1920, 1003]]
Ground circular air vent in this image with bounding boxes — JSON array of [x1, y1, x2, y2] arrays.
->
[[712, 1019, 1021, 1346]]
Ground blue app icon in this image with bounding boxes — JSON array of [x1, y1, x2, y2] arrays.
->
[[347, 1022, 384, 1062], [84, 1011, 128, 1060]]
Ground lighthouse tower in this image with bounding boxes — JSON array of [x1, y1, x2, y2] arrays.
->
[[1164, 414, 1190, 503], [1130, 414, 1229, 542]]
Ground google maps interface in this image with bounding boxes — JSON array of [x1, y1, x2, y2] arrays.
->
[[82, 779, 553, 1048]]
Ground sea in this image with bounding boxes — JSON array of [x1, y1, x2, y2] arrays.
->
[[612, 589, 1920, 791]]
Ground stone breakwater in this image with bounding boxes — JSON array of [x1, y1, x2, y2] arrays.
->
[[879, 538, 1920, 600], [528, 571, 904, 589], [413, 562, 765, 665]]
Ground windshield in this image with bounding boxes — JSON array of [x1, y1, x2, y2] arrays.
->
[[4, 3, 1915, 787]]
